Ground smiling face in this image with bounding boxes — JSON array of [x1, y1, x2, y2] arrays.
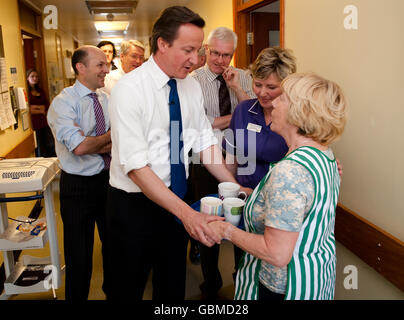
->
[[77, 47, 109, 91], [206, 38, 234, 75], [253, 73, 283, 111], [156, 23, 204, 79], [271, 92, 292, 135], [121, 45, 145, 73]]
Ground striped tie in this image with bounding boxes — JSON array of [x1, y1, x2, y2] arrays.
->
[[217, 75, 231, 116], [89, 92, 111, 170]]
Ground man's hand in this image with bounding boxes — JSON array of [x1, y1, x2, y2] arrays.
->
[[240, 186, 253, 197], [222, 66, 251, 103], [181, 210, 225, 247], [336, 158, 343, 180], [74, 123, 85, 136], [222, 66, 240, 91]]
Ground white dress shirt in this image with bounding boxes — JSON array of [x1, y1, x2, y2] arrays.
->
[[108, 55, 218, 193], [102, 67, 125, 95]]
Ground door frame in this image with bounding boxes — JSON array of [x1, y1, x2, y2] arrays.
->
[[233, 0, 284, 69], [19, 1, 50, 103]]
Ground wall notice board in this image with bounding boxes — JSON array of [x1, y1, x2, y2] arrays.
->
[[0, 25, 17, 131]]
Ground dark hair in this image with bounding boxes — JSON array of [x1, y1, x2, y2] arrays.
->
[[26, 68, 40, 92], [150, 6, 205, 55], [96, 40, 117, 58], [72, 47, 90, 75]]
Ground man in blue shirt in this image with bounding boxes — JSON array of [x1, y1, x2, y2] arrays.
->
[[47, 45, 111, 300]]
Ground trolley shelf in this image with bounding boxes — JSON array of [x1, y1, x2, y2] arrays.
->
[[0, 217, 48, 251], [4, 256, 54, 295]]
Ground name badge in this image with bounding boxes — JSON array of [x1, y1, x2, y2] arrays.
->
[[247, 123, 262, 133]]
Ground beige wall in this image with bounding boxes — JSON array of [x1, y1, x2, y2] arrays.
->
[[285, 0, 404, 299], [187, 0, 234, 44], [42, 27, 78, 101], [0, 0, 33, 156]]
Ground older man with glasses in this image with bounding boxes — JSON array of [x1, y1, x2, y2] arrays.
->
[[102, 40, 145, 95], [190, 26, 255, 300]]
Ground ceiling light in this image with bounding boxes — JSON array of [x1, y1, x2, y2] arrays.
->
[[94, 21, 129, 32]]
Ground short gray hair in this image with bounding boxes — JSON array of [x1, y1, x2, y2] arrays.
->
[[120, 40, 145, 55], [207, 27, 238, 51]]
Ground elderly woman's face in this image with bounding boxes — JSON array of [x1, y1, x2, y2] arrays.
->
[[271, 92, 291, 134], [252, 73, 282, 110]]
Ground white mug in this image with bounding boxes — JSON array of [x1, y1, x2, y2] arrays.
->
[[218, 182, 247, 201], [223, 197, 245, 226], [200, 197, 223, 216]]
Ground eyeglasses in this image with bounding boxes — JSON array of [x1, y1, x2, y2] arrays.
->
[[129, 54, 145, 61], [208, 48, 233, 60]]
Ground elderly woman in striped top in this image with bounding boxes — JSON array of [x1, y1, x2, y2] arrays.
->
[[210, 72, 348, 300]]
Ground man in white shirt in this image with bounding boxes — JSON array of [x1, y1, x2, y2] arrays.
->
[[102, 40, 145, 95], [106, 6, 250, 300]]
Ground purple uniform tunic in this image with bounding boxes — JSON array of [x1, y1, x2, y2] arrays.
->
[[223, 99, 288, 189]]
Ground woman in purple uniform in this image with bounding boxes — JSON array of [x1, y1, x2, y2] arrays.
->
[[223, 47, 297, 203]]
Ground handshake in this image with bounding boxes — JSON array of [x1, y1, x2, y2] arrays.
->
[[183, 182, 252, 247]]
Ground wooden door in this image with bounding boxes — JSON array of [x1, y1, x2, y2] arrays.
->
[[233, 0, 284, 69], [251, 12, 280, 61]]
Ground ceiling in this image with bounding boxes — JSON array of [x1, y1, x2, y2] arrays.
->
[[28, 0, 190, 47]]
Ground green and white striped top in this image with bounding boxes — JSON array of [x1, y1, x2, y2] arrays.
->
[[234, 146, 340, 300]]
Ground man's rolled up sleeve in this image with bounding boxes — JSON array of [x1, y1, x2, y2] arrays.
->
[[47, 97, 86, 152], [109, 83, 150, 175]]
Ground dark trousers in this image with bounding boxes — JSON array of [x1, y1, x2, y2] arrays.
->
[[106, 186, 189, 300], [190, 163, 244, 297], [59, 170, 110, 300]]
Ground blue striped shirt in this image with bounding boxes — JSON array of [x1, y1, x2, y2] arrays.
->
[[47, 80, 110, 176]]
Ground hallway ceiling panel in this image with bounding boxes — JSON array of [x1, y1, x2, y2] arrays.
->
[[28, 0, 190, 46]]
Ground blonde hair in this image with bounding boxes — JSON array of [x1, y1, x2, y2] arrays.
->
[[282, 73, 348, 145], [120, 40, 145, 55], [251, 47, 296, 81]]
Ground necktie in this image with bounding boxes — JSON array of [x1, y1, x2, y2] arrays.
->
[[167, 79, 187, 199], [89, 93, 111, 170], [217, 75, 231, 116]]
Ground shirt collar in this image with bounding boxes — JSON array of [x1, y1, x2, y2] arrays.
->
[[248, 100, 262, 116], [74, 80, 95, 98], [203, 64, 221, 83], [147, 55, 171, 90]]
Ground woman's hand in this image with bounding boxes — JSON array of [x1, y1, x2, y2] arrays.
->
[[208, 220, 234, 242], [30, 105, 46, 115], [182, 211, 225, 247]]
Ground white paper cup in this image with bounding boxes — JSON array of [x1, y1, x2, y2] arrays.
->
[[200, 197, 223, 216], [218, 182, 247, 200], [223, 197, 245, 226]]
